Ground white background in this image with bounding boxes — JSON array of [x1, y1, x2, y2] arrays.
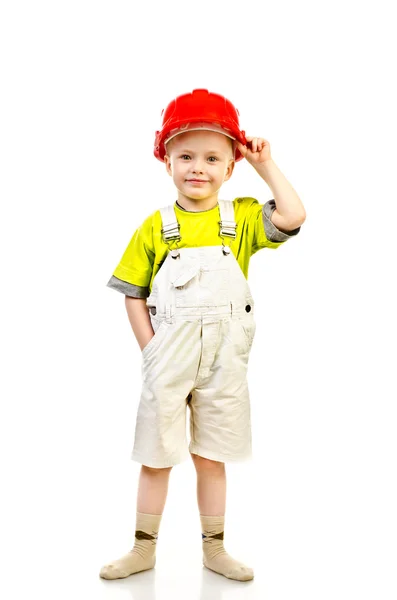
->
[[1, 1, 396, 599]]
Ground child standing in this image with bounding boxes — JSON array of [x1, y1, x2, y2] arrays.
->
[[100, 89, 306, 582]]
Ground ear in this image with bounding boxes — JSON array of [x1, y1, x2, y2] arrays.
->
[[164, 154, 172, 176], [223, 159, 235, 182]]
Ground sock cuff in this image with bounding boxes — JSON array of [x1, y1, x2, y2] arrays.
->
[[136, 512, 163, 533], [200, 514, 225, 532]]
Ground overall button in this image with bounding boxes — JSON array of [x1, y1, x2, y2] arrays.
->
[[170, 249, 180, 259], [222, 246, 231, 255], [245, 305, 251, 312], [149, 306, 157, 315]]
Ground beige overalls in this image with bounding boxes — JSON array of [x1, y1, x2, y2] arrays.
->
[[131, 200, 257, 468]]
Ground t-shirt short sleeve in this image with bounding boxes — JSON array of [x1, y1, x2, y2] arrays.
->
[[108, 214, 155, 292], [262, 199, 301, 243], [235, 197, 300, 256]]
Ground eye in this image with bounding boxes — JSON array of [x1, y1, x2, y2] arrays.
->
[[208, 156, 218, 162], [181, 154, 191, 160]]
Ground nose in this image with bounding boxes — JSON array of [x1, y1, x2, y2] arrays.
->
[[191, 159, 205, 174]]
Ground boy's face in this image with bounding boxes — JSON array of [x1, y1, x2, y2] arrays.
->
[[164, 130, 235, 207]]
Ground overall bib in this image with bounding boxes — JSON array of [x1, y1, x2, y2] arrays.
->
[[131, 200, 257, 468]]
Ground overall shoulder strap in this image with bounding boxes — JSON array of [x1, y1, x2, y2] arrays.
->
[[159, 205, 181, 242], [218, 199, 237, 239]]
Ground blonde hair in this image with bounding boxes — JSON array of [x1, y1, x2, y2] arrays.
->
[[165, 132, 235, 160]]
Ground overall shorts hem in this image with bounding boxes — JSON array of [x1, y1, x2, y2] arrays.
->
[[189, 443, 252, 464], [131, 449, 190, 469]]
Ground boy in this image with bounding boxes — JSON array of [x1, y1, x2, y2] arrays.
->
[[100, 89, 306, 582]]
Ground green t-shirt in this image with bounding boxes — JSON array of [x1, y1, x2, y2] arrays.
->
[[107, 197, 300, 298]]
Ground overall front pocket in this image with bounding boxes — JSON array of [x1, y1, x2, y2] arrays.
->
[[174, 268, 229, 307]]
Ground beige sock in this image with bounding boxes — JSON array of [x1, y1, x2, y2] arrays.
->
[[200, 514, 254, 581], [99, 512, 162, 580]]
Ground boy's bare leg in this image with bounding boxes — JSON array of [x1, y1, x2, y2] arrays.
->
[[136, 465, 173, 514], [191, 453, 254, 581], [100, 465, 172, 580]]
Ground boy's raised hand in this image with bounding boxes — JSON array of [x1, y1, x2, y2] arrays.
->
[[236, 137, 272, 166]]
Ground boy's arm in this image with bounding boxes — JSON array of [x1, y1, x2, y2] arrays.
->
[[124, 297, 155, 352], [255, 159, 306, 232], [236, 139, 306, 232]]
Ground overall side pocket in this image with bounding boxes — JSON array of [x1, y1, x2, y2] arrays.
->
[[240, 314, 256, 353], [141, 315, 167, 358]]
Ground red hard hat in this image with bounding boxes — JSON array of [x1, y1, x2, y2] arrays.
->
[[154, 89, 247, 162]]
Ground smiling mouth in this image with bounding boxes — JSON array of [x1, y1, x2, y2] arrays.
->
[[186, 179, 208, 183]]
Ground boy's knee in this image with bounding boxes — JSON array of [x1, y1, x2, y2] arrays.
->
[[191, 453, 225, 472]]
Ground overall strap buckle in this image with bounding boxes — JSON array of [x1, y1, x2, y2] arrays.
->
[[218, 199, 237, 239], [160, 205, 181, 242]]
